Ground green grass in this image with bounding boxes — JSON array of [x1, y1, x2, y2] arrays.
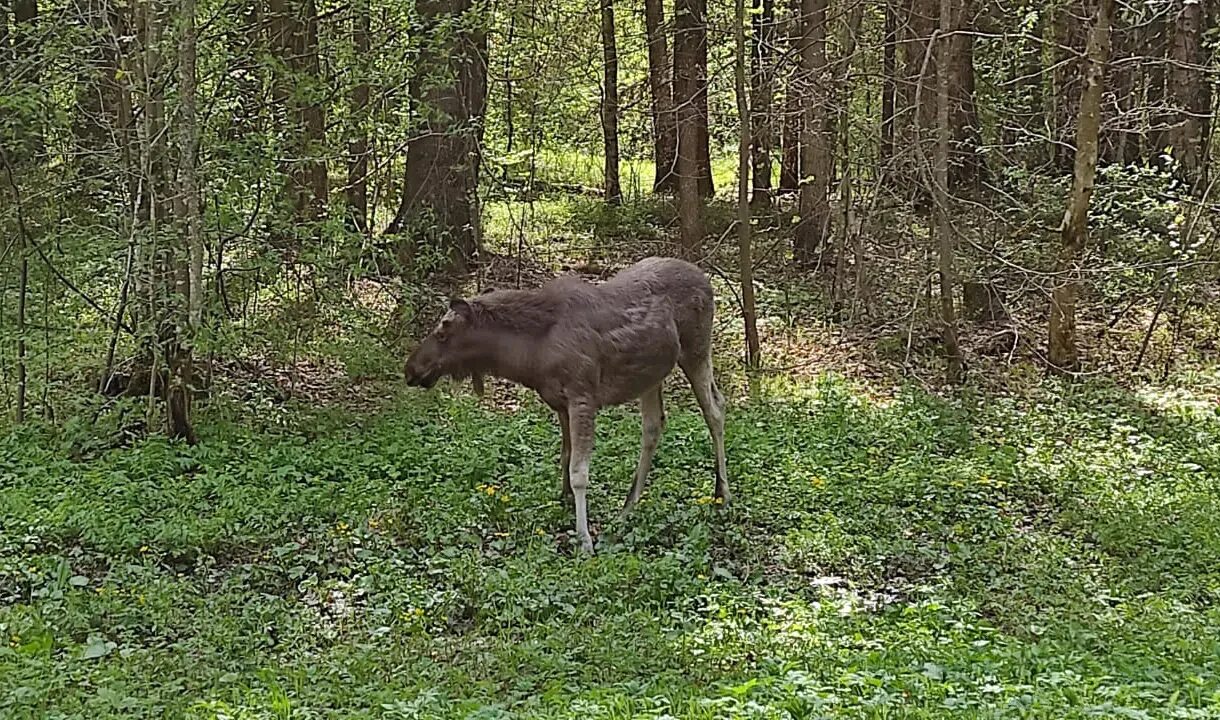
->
[[3, 374, 1220, 718]]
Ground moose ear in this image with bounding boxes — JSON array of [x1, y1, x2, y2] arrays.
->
[[448, 297, 473, 318]]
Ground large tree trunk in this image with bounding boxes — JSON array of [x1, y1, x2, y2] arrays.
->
[[935, 0, 962, 384], [793, 0, 829, 265], [643, 0, 677, 193], [389, 0, 486, 273], [736, 0, 760, 366], [346, 0, 371, 233], [299, 0, 326, 219], [1167, 0, 1209, 187], [600, 0, 622, 204], [674, 0, 704, 253], [879, 0, 897, 169], [71, 0, 125, 189], [269, 0, 327, 224], [947, 0, 983, 190], [750, 0, 775, 208], [1048, 0, 1114, 373], [901, 0, 937, 183]]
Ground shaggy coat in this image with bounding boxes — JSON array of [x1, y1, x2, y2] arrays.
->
[[404, 256, 729, 552]]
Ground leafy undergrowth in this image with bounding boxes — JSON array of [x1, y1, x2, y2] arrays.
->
[[2, 374, 1220, 719]]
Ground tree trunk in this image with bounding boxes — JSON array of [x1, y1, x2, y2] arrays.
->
[[902, 0, 937, 182], [10, 0, 42, 164], [600, 0, 622, 204], [299, 0, 326, 219], [736, 0, 760, 366], [793, 0, 829, 266], [779, 1, 799, 192], [947, 0, 983, 190], [390, 0, 485, 273], [674, 0, 704, 253], [643, 0, 677, 193], [1168, 0, 1209, 187], [71, 0, 125, 189], [879, 0, 897, 169], [269, 0, 327, 224], [1049, 0, 1114, 373], [935, 0, 962, 384], [692, 0, 712, 197], [750, 0, 775, 208], [1, 1, 9, 57], [1050, 2, 1092, 173], [168, 0, 200, 443], [346, 0, 371, 233], [15, 247, 27, 423], [832, 4, 863, 314]]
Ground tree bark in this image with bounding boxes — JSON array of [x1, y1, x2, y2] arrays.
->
[[902, 0, 937, 178], [299, 0, 326, 219], [779, 0, 799, 192], [15, 247, 27, 423], [749, 0, 775, 208], [1050, 1, 1092, 173], [674, 0, 704, 253], [269, 0, 327, 224], [947, 0, 983, 190], [71, 0, 125, 189], [832, 4, 863, 314], [389, 0, 486, 273], [600, 0, 622, 204], [346, 0, 371, 233], [1168, 0, 1209, 187], [643, 0, 677, 193], [1049, 0, 1114, 373], [695, 0, 713, 198], [168, 0, 200, 442], [675, 0, 714, 198], [793, 0, 829, 266], [736, 0, 760, 366], [879, 0, 897, 168], [935, 0, 962, 384]]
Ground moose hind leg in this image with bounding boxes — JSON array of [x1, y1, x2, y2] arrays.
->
[[682, 354, 730, 505], [558, 408, 573, 506], [622, 383, 665, 516]]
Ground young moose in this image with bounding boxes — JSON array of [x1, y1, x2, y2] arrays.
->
[[403, 256, 729, 552]]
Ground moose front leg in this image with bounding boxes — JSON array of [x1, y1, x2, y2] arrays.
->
[[558, 408, 573, 506], [566, 403, 596, 553]]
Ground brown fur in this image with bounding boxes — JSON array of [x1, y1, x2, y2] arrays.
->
[[405, 256, 729, 552]]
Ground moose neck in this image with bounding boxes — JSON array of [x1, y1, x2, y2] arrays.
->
[[459, 324, 546, 388]]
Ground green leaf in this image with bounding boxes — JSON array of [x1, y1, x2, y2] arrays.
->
[[81, 636, 113, 660]]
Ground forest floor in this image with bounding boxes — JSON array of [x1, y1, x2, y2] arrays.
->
[[4, 192, 1220, 718], [4, 351, 1220, 717]]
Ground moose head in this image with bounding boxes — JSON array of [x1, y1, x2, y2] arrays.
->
[[403, 297, 486, 395]]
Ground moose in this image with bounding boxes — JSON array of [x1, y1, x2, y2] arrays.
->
[[403, 256, 730, 553]]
